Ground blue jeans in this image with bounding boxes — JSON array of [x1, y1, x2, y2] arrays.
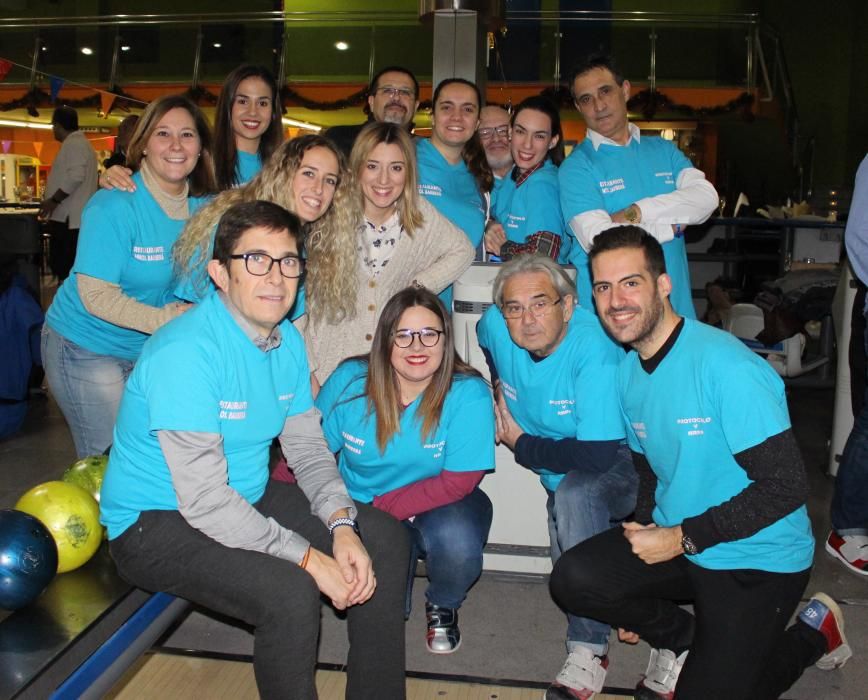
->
[[831, 310, 868, 535], [406, 487, 493, 610], [546, 444, 639, 655], [41, 325, 134, 458]]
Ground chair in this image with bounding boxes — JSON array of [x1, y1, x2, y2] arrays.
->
[[722, 303, 829, 377]]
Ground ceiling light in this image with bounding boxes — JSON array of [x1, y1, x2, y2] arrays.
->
[[0, 119, 53, 130], [281, 117, 322, 132], [121, 45, 131, 52], [81, 47, 93, 56], [212, 42, 222, 48], [335, 41, 349, 51]]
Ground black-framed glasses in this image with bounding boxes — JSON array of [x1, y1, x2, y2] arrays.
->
[[392, 328, 444, 348], [376, 86, 415, 100], [501, 297, 562, 320], [478, 126, 510, 139], [229, 253, 305, 279]]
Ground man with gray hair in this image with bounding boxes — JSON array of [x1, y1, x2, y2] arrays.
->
[[476, 254, 637, 699]]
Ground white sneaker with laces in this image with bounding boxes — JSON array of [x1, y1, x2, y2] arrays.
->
[[544, 646, 608, 700], [637, 648, 688, 700]]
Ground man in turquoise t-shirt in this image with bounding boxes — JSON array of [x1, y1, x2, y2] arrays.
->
[[550, 227, 851, 700], [559, 54, 718, 318], [476, 255, 637, 700], [100, 200, 409, 699]]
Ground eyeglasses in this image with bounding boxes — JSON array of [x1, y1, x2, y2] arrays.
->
[[392, 328, 444, 348], [375, 86, 415, 100], [229, 252, 305, 279], [478, 126, 510, 139], [501, 297, 562, 320]]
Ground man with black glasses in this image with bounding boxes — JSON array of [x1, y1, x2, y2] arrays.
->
[[326, 66, 419, 157], [100, 200, 409, 699], [477, 254, 637, 700]]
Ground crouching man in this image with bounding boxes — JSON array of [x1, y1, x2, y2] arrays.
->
[[100, 200, 409, 700], [477, 254, 638, 699], [550, 226, 851, 699]]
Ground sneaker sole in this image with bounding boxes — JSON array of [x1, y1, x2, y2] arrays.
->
[[824, 538, 868, 577], [808, 592, 853, 670], [426, 637, 462, 655]]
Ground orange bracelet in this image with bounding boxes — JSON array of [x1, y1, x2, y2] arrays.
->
[[300, 546, 311, 570]]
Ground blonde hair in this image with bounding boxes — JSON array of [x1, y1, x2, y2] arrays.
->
[[348, 122, 424, 235], [174, 135, 358, 323]]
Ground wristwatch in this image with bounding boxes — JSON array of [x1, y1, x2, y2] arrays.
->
[[681, 533, 699, 556], [624, 204, 640, 224], [328, 517, 361, 537]]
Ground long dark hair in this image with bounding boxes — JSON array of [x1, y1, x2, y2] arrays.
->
[[511, 95, 566, 166], [213, 64, 283, 191], [364, 286, 481, 451], [432, 78, 494, 194]]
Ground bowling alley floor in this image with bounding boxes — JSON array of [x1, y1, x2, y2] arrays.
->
[[1, 385, 866, 698]]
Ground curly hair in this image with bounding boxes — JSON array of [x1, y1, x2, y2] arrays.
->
[[174, 134, 358, 323]]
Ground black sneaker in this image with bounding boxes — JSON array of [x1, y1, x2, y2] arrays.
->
[[425, 602, 461, 654]]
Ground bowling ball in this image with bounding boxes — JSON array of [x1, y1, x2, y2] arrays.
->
[[62, 455, 108, 503], [16, 482, 103, 574], [0, 509, 58, 610]]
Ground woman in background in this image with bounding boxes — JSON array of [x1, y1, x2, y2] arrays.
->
[[316, 287, 494, 654], [102, 64, 282, 191], [484, 95, 568, 263], [416, 78, 493, 307], [42, 94, 216, 457]]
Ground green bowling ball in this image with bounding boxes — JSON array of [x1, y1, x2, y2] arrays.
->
[[61, 455, 108, 503]]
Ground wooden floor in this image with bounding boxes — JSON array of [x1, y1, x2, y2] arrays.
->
[[106, 652, 633, 699]]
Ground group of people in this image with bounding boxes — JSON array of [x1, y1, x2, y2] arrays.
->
[[35, 53, 856, 700]]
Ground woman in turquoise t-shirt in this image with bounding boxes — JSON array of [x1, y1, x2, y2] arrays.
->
[[316, 287, 495, 655], [42, 94, 218, 458], [102, 64, 282, 192], [485, 95, 569, 263]]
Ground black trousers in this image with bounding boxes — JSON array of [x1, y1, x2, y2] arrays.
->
[[47, 218, 79, 281], [110, 480, 410, 700], [550, 526, 823, 699]]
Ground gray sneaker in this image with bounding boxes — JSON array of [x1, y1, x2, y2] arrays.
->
[[545, 646, 608, 699], [635, 648, 688, 700], [425, 603, 461, 654]]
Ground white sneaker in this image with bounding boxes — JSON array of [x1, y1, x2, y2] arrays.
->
[[636, 648, 688, 700], [544, 646, 608, 700]]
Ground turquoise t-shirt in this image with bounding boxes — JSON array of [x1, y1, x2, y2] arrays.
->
[[476, 305, 626, 492], [416, 138, 486, 309], [618, 319, 814, 572], [45, 172, 207, 360], [315, 359, 495, 504], [236, 150, 263, 185], [100, 292, 314, 539], [559, 135, 696, 318], [492, 160, 570, 265]]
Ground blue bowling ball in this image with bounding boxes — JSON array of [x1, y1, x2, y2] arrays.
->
[[0, 509, 59, 610]]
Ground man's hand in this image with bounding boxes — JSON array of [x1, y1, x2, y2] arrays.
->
[[618, 628, 640, 644], [494, 392, 524, 449], [484, 221, 507, 256], [611, 203, 642, 225], [331, 527, 376, 606], [302, 548, 355, 609], [622, 521, 683, 564], [38, 197, 59, 221], [100, 165, 136, 192]]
